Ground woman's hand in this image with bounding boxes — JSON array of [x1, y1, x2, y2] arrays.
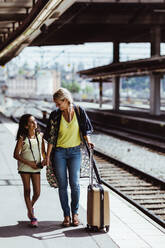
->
[[87, 141, 94, 149], [84, 135, 94, 149], [46, 156, 50, 166]]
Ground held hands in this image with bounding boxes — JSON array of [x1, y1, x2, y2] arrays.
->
[[41, 159, 47, 166], [45, 156, 50, 166], [28, 160, 47, 169]]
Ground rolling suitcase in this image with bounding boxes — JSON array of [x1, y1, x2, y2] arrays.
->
[[86, 149, 110, 232]]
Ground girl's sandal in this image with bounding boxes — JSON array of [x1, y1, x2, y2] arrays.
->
[[30, 217, 38, 227]]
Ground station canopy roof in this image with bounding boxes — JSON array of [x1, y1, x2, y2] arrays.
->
[[78, 55, 165, 81], [1, 0, 165, 65]]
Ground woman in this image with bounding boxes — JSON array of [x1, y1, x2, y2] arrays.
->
[[13, 114, 46, 227], [44, 88, 94, 227]]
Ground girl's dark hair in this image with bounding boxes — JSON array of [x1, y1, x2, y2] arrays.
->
[[16, 114, 40, 140]]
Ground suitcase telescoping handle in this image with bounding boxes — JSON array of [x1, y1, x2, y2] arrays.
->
[[84, 140, 101, 184], [89, 148, 102, 185], [89, 148, 94, 186]]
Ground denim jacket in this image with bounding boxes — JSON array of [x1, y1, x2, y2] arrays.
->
[[43, 105, 93, 148]]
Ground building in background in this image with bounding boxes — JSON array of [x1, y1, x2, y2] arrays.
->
[[52, 70, 61, 93], [36, 70, 60, 96], [7, 69, 61, 98], [7, 74, 36, 97]]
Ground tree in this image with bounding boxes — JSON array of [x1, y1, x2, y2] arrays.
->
[[122, 76, 149, 90], [83, 85, 93, 94], [61, 81, 80, 93]]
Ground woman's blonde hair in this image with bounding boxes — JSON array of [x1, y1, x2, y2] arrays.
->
[[53, 88, 73, 106]]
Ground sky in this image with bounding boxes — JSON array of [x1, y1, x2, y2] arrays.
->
[[8, 42, 165, 70]]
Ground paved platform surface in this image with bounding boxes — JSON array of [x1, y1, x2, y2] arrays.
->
[[0, 116, 165, 248]]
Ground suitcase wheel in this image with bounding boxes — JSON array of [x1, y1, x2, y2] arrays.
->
[[86, 225, 109, 232], [105, 225, 109, 232], [85, 224, 90, 231], [86, 225, 98, 232]]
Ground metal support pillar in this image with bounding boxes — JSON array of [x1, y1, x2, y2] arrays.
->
[[112, 42, 120, 111], [151, 26, 161, 57], [112, 77, 120, 111], [150, 73, 160, 115], [113, 41, 119, 63], [99, 79, 103, 109], [150, 26, 161, 115], [12, 22, 15, 32]]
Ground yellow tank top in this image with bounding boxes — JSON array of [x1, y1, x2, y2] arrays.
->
[[56, 112, 81, 148]]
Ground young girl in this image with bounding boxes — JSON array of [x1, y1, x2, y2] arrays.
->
[[13, 114, 46, 227]]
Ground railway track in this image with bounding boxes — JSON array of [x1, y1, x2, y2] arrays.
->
[[94, 149, 165, 229]]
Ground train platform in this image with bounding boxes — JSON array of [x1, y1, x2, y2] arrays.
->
[[0, 116, 165, 248]]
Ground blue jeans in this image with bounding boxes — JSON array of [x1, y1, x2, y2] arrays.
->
[[52, 146, 81, 217]]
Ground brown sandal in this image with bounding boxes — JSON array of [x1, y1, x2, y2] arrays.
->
[[72, 214, 79, 226], [62, 216, 71, 227]]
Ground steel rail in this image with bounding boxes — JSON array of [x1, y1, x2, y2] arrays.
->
[[101, 178, 165, 229]]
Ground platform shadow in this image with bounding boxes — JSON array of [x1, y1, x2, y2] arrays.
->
[[0, 221, 62, 239], [33, 226, 107, 240], [0, 221, 107, 240], [63, 226, 106, 237]]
